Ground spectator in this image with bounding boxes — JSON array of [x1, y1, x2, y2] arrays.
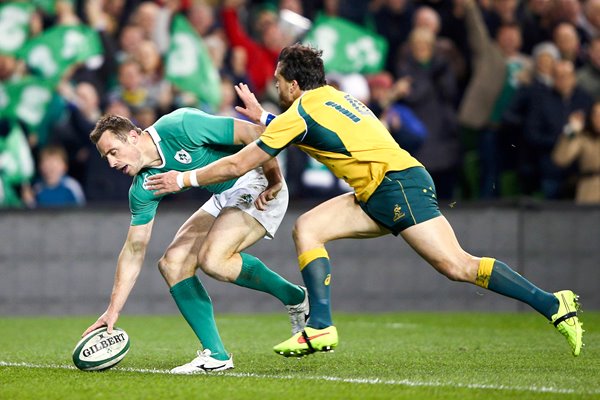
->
[[373, 0, 415, 74], [30, 145, 85, 208], [366, 71, 395, 117], [366, 71, 428, 155], [131, 39, 173, 113], [0, 54, 20, 83], [410, 5, 467, 89], [55, 0, 80, 26], [83, 100, 132, 202], [107, 59, 161, 114], [552, 101, 600, 204], [116, 24, 145, 64], [481, 0, 520, 37], [577, 36, 600, 101], [545, 0, 578, 24], [187, 0, 220, 37], [216, 74, 242, 118], [580, 0, 600, 42], [524, 60, 594, 199], [395, 26, 460, 199], [224, 45, 252, 88], [131, 1, 160, 42], [53, 80, 102, 186], [547, 0, 588, 46], [220, 0, 287, 96], [133, 106, 157, 129], [502, 42, 560, 195], [552, 22, 585, 68], [516, 0, 554, 54], [458, 0, 531, 198]]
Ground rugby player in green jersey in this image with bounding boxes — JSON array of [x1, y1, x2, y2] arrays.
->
[[82, 108, 309, 373], [147, 45, 583, 358]]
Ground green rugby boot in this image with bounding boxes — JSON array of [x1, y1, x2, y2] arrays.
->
[[551, 290, 583, 356], [273, 326, 338, 357]]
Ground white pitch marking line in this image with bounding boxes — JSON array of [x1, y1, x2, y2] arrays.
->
[[1, 361, 596, 395]]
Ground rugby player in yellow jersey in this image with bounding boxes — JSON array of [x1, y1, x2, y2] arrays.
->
[[147, 44, 584, 357]]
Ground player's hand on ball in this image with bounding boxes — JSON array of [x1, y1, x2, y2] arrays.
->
[[146, 171, 181, 195], [82, 310, 119, 337], [73, 326, 130, 371]]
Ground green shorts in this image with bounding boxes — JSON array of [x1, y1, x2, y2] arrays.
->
[[359, 167, 441, 235]]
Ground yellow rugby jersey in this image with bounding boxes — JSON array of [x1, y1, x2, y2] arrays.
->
[[256, 85, 423, 202]]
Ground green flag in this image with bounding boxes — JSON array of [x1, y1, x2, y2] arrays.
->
[[0, 76, 55, 132], [165, 15, 221, 111], [18, 24, 103, 84], [0, 2, 34, 55], [303, 15, 388, 74], [0, 121, 34, 207]]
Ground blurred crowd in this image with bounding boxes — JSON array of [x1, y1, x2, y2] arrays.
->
[[1, 0, 599, 208]]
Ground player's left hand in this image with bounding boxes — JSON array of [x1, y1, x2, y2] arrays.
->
[[234, 83, 264, 124], [146, 171, 182, 195], [255, 181, 282, 210]]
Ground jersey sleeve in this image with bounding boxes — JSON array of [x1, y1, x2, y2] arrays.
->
[[256, 105, 307, 156], [128, 176, 160, 226], [181, 109, 234, 147]]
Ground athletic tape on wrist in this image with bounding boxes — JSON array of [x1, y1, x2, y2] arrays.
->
[[176, 172, 185, 189], [189, 170, 199, 187], [260, 111, 275, 126]]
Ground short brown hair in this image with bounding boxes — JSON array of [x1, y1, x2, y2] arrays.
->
[[90, 114, 141, 145]]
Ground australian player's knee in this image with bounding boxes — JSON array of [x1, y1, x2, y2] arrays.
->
[[434, 257, 473, 282], [293, 215, 319, 245]]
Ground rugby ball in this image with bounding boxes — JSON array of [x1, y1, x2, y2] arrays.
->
[[72, 326, 130, 371]]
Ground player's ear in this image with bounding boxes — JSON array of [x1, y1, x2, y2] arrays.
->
[[128, 129, 139, 143], [290, 80, 300, 95]]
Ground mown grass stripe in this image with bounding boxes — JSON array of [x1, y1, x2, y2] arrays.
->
[[1, 361, 594, 395]]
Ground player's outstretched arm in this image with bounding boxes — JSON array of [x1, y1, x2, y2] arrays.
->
[[82, 221, 154, 336], [147, 143, 273, 195]]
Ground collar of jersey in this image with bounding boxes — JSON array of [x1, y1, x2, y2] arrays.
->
[[145, 126, 166, 169]]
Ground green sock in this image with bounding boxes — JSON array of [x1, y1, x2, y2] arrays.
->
[[234, 253, 304, 306], [301, 257, 332, 329], [480, 258, 559, 319], [170, 276, 229, 361]]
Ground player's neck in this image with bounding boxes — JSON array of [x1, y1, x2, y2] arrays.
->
[[139, 132, 163, 167]]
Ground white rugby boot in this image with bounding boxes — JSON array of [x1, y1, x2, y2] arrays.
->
[[170, 349, 234, 374], [286, 286, 310, 334]]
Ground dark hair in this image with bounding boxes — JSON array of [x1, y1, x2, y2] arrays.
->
[[90, 114, 141, 144], [277, 44, 327, 90]]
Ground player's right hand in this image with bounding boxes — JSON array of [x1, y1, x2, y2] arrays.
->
[[82, 309, 119, 337]]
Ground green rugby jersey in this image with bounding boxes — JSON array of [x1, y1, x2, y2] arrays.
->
[[129, 108, 240, 225]]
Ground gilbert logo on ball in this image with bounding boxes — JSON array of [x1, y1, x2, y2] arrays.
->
[[72, 326, 130, 371]]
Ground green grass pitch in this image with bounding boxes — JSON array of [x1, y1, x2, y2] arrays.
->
[[1, 312, 598, 399]]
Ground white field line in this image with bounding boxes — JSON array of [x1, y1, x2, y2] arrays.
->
[[0, 361, 596, 395]]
